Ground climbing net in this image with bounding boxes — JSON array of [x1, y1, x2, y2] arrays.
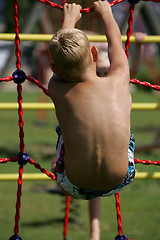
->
[[0, 0, 160, 240]]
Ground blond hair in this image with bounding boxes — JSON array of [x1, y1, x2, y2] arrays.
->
[[50, 28, 91, 79]]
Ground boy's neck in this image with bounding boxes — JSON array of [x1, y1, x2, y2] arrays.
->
[[66, 64, 97, 83]]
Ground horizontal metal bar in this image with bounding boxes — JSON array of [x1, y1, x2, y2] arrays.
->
[[0, 172, 160, 181], [135, 172, 160, 180], [0, 34, 160, 43], [0, 103, 159, 110], [131, 103, 160, 110], [0, 102, 55, 110], [0, 173, 50, 181]]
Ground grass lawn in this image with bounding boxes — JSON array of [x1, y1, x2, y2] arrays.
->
[[0, 86, 160, 240]]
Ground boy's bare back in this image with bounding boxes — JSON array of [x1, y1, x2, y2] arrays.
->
[[48, 1, 132, 193]]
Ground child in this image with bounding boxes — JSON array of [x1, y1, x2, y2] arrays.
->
[[48, 0, 135, 200]]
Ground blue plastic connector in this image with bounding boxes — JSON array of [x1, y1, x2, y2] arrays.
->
[[115, 234, 128, 240], [18, 152, 30, 166], [12, 69, 27, 84], [9, 235, 23, 240]]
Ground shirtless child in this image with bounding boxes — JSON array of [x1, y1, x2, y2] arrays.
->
[[48, 0, 135, 200]]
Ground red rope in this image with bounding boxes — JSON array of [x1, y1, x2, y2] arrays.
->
[[130, 79, 160, 91], [37, 0, 63, 11], [12, 0, 24, 237], [134, 158, 160, 165], [13, 0, 21, 70], [115, 193, 123, 236], [36, 0, 126, 13], [14, 166, 23, 236], [0, 157, 19, 163], [114, 156, 160, 239], [17, 84, 25, 153], [0, 76, 14, 82], [63, 196, 71, 240], [29, 158, 56, 180], [27, 75, 50, 97], [110, 0, 126, 7], [62, 0, 66, 5], [0, 156, 56, 181], [125, 4, 135, 58]]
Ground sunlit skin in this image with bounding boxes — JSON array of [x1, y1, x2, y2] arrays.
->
[[48, 0, 131, 193]]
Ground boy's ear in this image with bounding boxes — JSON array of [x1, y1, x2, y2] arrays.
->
[[91, 46, 98, 63], [51, 62, 62, 76]]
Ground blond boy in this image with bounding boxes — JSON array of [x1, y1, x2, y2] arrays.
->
[[48, 0, 135, 200]]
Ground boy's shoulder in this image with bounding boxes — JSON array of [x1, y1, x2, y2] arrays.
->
[[48, 75, 61, 98], [50, 74, 68, 84], [48, 74, 73, 100], [48, 75, 68, 90]]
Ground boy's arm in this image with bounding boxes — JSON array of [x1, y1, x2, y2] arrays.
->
[[130, 32, 146, 78], [93, 0, 129, 78], [62, 3, 82, 29]]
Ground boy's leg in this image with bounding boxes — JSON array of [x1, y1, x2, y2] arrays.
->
[[89, 197, 101, 240]]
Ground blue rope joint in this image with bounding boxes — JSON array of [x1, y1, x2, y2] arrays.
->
[[18, 152, 30, 166], [115, 234, 128, 240], [12, 70, 27, 84], [9, 235, 23, 240]]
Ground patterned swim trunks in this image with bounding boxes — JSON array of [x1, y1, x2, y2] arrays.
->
[[54, 126, 135, 200]]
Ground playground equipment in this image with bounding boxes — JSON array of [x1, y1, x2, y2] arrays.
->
[[0, 0, 160, 240]]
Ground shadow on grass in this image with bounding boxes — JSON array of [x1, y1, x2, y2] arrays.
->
[[133, 125, 160, 132], [22, 217, 65, 227], [22, 217, 82, 228], [0, 145, 56, 162], [0, 146, 18, 158]]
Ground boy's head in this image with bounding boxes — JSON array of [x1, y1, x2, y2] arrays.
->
[[50, 28, 94, 79]]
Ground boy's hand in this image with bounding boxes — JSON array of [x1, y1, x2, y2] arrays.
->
[[93, 0, 111, 17], [62, 3, 82, 29], [133, 32, 147, 45]]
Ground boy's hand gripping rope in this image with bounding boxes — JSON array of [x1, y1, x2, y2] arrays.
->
[[36, 0, 160, 11], [36, 0, 127, 12]]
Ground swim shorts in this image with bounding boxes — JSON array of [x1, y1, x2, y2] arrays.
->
[[54, 126, 135, 200]]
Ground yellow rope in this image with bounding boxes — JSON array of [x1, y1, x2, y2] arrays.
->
[[0, 102, 159, 110], [0, 33, 160, 43], [0, 173, 49, 181], [0, 103, 55, 110], [132, 103, 160, 110], [0, 172, 160, 181]]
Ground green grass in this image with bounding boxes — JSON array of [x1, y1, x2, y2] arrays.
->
[[0, 87, 160, 240]]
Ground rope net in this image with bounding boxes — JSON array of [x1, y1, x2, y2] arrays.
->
[[0, 0, 160, 240]]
